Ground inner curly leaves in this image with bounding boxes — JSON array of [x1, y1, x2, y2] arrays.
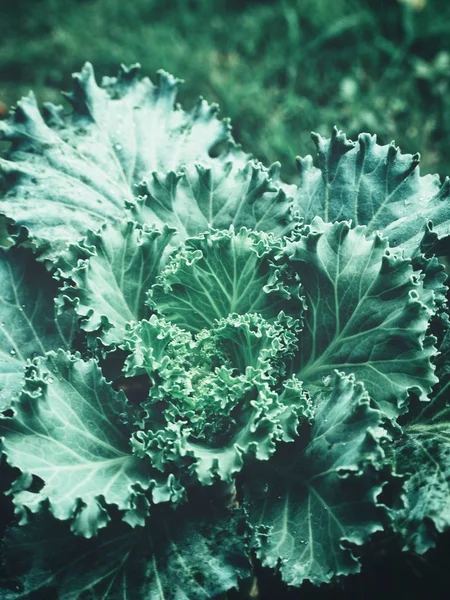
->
[[124, 312, 303, 448]]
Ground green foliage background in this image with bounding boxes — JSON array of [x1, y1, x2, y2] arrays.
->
[[1, 0, 450, 181]]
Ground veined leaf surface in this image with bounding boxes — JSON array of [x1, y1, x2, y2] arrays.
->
[[391, 317, 450, 553], [133, 161, 295, 246], [150, 227, 301, 333], [0, 351, 163, 537], [0, 63, 246, 259], [294, 128, 450, 256], [0, 247, 75, 410], [286, 218, 436, 417], [57, 221, 176, 346], [245, 373, 387, 586]]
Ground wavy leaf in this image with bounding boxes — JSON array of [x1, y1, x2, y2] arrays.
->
[[0, 63, 245, 259], [133, 161, 295, 247], [294, 128, 450, 256], [0, 351, 175, 536], [0, 247, 75, 411], [391, 313, 450, 553], [126, 313, 309, 484], [286, 218, 437, 417], [132, 374, 308, 485], [57, 221, 176, 346], [245, 373, 387, 586], [150, 227, 303, 333], [0, 500, 250, 600]]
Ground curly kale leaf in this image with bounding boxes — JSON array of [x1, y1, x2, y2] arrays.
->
[[390, 311, 450, 553], [0, 351, 182, 537], [0, 247, 76, 410], [133, 161, 295, 247], [294, 128, 450, 256], [125, 313, 311, 485], [0, 63, 248, 260], [245, 372, 387, 586], [56, 220, 176, 346], [149, 226, 303, 332]]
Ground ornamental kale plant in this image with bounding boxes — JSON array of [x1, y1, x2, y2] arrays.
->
[[0, 63, 449, 599]]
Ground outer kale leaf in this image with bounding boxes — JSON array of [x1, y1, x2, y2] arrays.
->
[[0, 351, 181, 537], [1, 60, 449, 597], [57, 221, 176, 346], [390, 312, 450, 553], [245, 373, 387, 586], [294, 128, 450, 256], [0, 88, 127, 261], [391, 416, 450, 554], [0, 247, 75, 411], [133, 161, 295, 247], [0, 501, 250, 600], [0, 63, 246, 259], [286, 218, 437, 417]]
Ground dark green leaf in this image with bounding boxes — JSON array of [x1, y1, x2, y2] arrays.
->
[[245, 373, 387, 586], [1, 501, 250, 599], [286, 218, 437, 417], [0, 351, 169, 536], [0, 247, 75, 410], [134, 161, 295, 247], [0, 63, 244, 259], [57, 221, 176, 346], [150, 227, 302, 333]]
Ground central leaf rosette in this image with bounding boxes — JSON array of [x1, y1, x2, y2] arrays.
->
[[125, 313, 309, 484], [123, 227, 309, 484]]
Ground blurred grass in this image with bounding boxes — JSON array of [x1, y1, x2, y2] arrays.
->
[[1, 0, 450, 180]]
